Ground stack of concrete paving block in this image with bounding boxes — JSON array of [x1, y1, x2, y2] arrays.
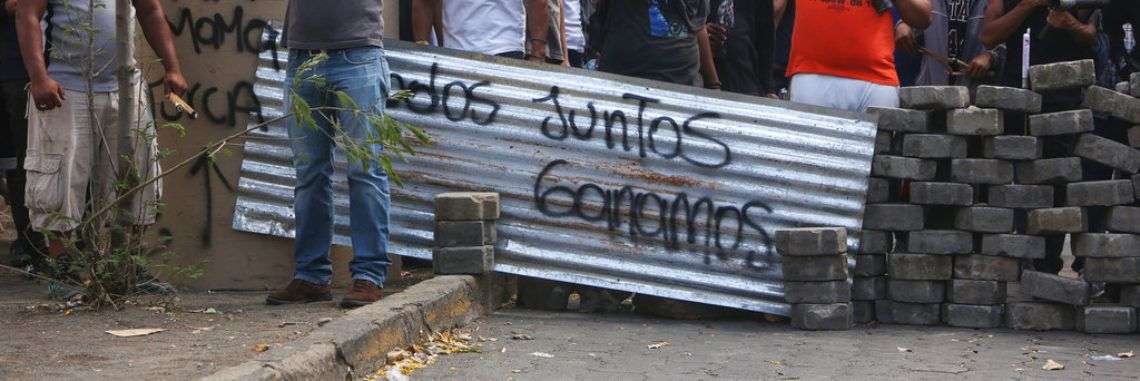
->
[[777, 227, 853, 331], [432, 192, 500, 275]]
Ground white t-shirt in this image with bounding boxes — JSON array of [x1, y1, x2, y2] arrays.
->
[[563, 0, 585, 52], [443, 0, 526, 56]]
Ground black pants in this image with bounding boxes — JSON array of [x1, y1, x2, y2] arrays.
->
[[0, 80, 37, 248]]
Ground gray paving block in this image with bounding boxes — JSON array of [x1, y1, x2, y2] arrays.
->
[[859, 230, 894, 254], [1121, 80, 1133, 94], [1120, 285, 1140, 308], [875, 130, 894, 153], [434, 220, 495, 247], [1083, 85, 1140, 124], [867, 177, 892, 203], [901, 134, 969, 158], [868, 107, 933, 133], [1129, 126, 1140, 148], [781, 256, 849, 281], [790, 303, 853, 331], [954, 254, 1021, 282], [904, 230, 974, 255], [948, 279, 1007, 305], [1029, 59, 1095, 91], [1006, 282, 1036, 303], [955, 207, 1015, 233], [1015, 157, 1083, 184], [943, 304, 1005, 328], [1066, 180, 1136, 207], [875, 300, 894, 323], [980, 234, 1046, 259], [434, 192, 501, 221], [988, 185, 1054, 209], [1105, 207, 1140, 234], [1077, 306, 1138, 334], [1007, 302, 1076, 331], [983, 135, 1042, 161], [974, 85, 1043, 113], [432, 245, 494, 274], [909, 182, 974, 206], [852, 301, 876, 323], [776, 227, 848, 256], [888, 253, 953, 280], [864, 204, 924, 231], [872, 155, 938, 180], [852, 277, 888, 301], [785, 281, 852, 303], [899, 86, 971, 110], [1073, 133, 1140, 174], [947, 107, 1003, 135], [1029, 109, 1094, 136], [1082, 257, 1140, 283], [1021, 270, 1090, 306], [854, 254, 887, 277], [1071, 234, 1140, 258], [951, 159, 1014, 184], [888, 280, 945, 303], [1026, 207, 1087, 235], [890, 302, 942, 326]]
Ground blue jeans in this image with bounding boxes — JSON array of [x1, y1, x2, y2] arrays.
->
[[285, 47, 392, 286]]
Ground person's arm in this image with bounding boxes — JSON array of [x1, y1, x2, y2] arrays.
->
[[412, 0, 442, 45], [773, 0, 787, 29], [16, 0, 64, 110], [980, 0, 1046, 49], [133, 0, 187, 96], [697, 26, 720, 89], [1046, 9, 1096, 47], [895, 0, 932, 29], [526, 0, 550, 62], [558, 0, 569, 66]]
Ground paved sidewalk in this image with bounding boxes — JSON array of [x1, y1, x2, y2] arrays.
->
[[420, 308, 1139, 380]]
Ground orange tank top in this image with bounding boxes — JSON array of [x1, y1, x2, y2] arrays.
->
[[787, 0, 900, 87]]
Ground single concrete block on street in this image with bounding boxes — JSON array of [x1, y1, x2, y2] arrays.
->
[[867, 107, 932, 132], [947, 107, 1003, 135], [988, 185, 1054, 209], [954, 255, 1021, 282], [1007, 302, 1076, 331], [785, 281, 852, 304], [901, 134, 968, 158], [899, 86, 971, 110], [867, 177, 892, 203], [1074, 133, 1140, 174], [1021, 270, 1090, 306], [951, 159, 1014, 184], [872, 155, 937, 180], [890, 302, 942, 326], [852, 277, 888, 301], [980, 234, 1046, 259], [974, 85, 1042, 113], [1015, 157, 1083, 184], [1066, 180, 1136, 207], [875, 300, 894, 323], [852, 301, 876, 323], [1026, 207, 1087, 235], [859, 230, 894, 254], [775, 227, 847, 256], [864, 204, 925, 231], [433, 246, 494, 275], [790, 303, 853, 331], [888, 280, 945, 303], [435, 192, 501, 221], [1029, 59, 1095, 91], [909, 182, 974, 206], [854, 254, 887, 277], [1082, 257, 1140, 283], [982, 135, 1042, 161], [948, 279, 1007, 305], [1106, 206, 1140, 234], [1077, 305, 1138, 334], [1029, 109, 1094, 136], [1071, 234, 1140, 258], [943, 304, 1005, 329], [955, 207, 1014, 233], [1083, 85, 1140, 124], [888, 253, 953, 280], [781, 256, 849, 281], [1121, 285, 1140, 308], [434, 220, 495, 247], [904, 230, 974, 255]]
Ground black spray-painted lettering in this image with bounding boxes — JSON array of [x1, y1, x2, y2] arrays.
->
[[388, 63, 501, 125], [168, 5, 282, 70]]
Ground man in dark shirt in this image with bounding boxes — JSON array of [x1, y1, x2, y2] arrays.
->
[[981, 0, 1096, 101], [1103, 1, 1140, 79], [0, 0, 41, 271], [592, 0, 721, 88], [706, 0, 776, 96]]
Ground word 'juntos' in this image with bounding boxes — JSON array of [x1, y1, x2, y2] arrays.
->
[[534, 160, 773, 263], [532, 87, 732, 168]]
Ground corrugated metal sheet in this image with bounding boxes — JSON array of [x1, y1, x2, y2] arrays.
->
[[233, 38, 878, 316]]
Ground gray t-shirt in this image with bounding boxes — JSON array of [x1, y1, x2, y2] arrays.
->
[[284, 0, 384, 50], [45, 0, 123, 92]]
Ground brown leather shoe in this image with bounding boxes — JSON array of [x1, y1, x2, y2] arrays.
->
[[266, 279, 333, 305], [340, 280, 383, 308]]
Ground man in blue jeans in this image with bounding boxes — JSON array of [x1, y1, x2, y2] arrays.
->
[[266, 0, 392, 308]]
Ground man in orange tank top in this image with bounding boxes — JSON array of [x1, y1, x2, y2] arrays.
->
[[787, 0, 932, 112]]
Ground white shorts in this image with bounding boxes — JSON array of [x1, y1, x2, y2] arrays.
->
[[790, 73, 900, 113]]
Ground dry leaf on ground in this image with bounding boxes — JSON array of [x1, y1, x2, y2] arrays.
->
[[1043, 359, 1064, 371], [253, 343, 270, 353], [648, 341, 671, 350], [106, 328, 165, 337], [1119, 351, 1134, 358]]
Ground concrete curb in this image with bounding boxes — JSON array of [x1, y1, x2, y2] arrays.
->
[[203, 275, 490, 381]]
